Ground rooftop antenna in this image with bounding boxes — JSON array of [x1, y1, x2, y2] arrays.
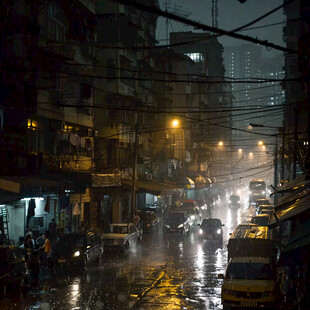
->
[[163, 0, 192, 44], [212, 0, 218, 28]]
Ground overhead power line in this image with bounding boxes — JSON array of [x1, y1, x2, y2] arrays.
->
[[110, 0, 297, 54], [43, 73, 296, 84]]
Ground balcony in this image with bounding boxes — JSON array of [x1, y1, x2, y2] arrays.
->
[[43, 154, 92, 172]]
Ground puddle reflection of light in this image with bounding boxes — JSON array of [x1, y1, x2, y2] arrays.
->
[[227, 208, 232, 231], [179, 241, 183, 258], [195, 244, 204, 279], [70, 280, 80, 303], [215, 249, 223, 270]]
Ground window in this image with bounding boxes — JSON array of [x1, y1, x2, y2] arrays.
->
[[47, 2, 65, 42], [184, 53, 204, 63]]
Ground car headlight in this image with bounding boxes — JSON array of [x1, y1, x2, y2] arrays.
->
[[73, 250, 80, 257], [178, 224, 184, 228], [217, 229, 221, 234], [199, 229, 203, 235], [238, 200, 240, 203], [228, 200, 231, 203], [249, 191, 252, 194], [262, 191, 266, 195], [165, 224, 170, 228], [190, 215, 195, 220]]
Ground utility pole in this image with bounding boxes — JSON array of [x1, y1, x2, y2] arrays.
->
[[281, 127, 285, 182], [274, 134, 278, 204], [130, 111, 141, 222], [293, 108, 298, 179]]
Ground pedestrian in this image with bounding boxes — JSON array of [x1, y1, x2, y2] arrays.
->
[[132, 211, 140, 227], [35, 233, 44, 248], [23, 234, 34, 262], [41, 231, 51, 268], [48, 219, 57, 248]]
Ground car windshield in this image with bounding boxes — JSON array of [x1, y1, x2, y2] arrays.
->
[[251, 217, 269, 226], [201, 219, 221, 227], [226, 263, 273, 280], [230, 195, 239, 202], [111, 225, 128, 234], [257, 200, 269, 205], [182, 202, 194, 209], [166, 213, 185, 224], [58, 234, 86, 248], [250, 182, 266, 190]]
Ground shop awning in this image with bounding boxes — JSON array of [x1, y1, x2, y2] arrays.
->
[[194, 175, 212, 188], [271, 175, 310, 197], [195, 175, 206, 189], [269, 194, 310, 226], [184, 177, 195, 189], [0, 178, 21, 194], [122, 178, 176, 196]]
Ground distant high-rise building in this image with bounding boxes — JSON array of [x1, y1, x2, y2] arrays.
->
[[223, 45, 284, 131]]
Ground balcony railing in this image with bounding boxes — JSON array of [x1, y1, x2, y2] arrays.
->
[[43, 154, 92, 171]]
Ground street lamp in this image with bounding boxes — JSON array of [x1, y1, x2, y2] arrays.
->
[[170, 119, 184, 185], [218, 141, 224, 147], [258, 141, 264, 146], [171, 119, 180, 128], [249, 123, 285, 203]]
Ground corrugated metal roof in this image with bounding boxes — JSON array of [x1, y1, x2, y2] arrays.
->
[[269, 194, 310, 226]]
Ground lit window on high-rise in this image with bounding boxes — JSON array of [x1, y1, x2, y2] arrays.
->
[[184, 53, 204, 63]]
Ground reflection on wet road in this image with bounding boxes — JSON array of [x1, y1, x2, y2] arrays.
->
[[1, 201, 250, 310]]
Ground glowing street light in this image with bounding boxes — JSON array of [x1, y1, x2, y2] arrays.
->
[[218, 141, 224, 146], [171, 119, 180, 128], [258, 141, 264, 146], [238, 148, 243, 153]]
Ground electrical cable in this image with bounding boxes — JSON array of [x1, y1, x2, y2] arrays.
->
[[110, 0, 297, 54]]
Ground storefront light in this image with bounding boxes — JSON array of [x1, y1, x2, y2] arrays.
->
[[21, 197, 44, 201]]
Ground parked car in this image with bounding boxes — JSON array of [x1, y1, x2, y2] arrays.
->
[[258, 204, 273, 215], [198, 218, 224, 243], [138, 211, 159, 233], [181, 199, 200, 210], [228, 195, 240, 209], [255, 198, 271, 212], [260, 208, 273, 218], [250, 214, 270, 226], [52, 232, 102, 270], [163, 211, 191, 235], [102, 223, 143, 252], [0, 246, 28, 296]]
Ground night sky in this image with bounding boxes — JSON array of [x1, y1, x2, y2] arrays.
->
[[157, 0, 284, 57]]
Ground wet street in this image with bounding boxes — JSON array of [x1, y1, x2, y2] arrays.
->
[[1, 201, 253, 310]]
